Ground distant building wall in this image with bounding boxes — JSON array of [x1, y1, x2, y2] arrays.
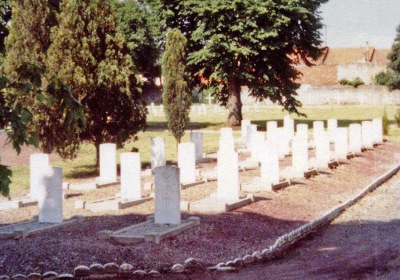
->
[[337, 63, 386, 85]]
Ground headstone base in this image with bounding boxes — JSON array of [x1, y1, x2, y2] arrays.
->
[[0, 196, 37, 211], [239, 159, 259, 171], [181, 179, 206, 190], [66, 180, 119, 191], [104, 216, 200, 245], [184, 194, 255, 213], [76, 196, 152, 212], [328, 160, 339, 169], [241, 178, 290, 192]]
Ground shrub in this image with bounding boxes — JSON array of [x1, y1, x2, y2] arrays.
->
[[339, 77, 365, 88], [382, 109, 389, 135], [373, 71, 390, 85], [395, 108, 400, 128]]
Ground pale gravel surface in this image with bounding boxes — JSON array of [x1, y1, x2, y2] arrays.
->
[[0, 142, 399, 276]]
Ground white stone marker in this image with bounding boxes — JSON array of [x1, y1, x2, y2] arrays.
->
[[292, 135, 308, 178], [362, 121, 374, 149], [120, 153, 141, 201], [246, 124, 258, 149], [217, 150, 240, 203], [251, 131, 265, 162], [219, 127, 234, 153], [30, 153, 49, 200], [260, 142, 280, 185], [151, 137, 166, 169], [38, 167, 63, 224], [328, 119, 338, 143], [335, 127, 348, 160], [241, 120, 251, 139], [268, 128, 289, 159], [349, 123, 362, 154], [178, 142, 196, 184], [154, 166, 181, 225], [99, 143, 117, 184], [296, 124, 309, 141], [284, 115, 294, 139], [372, 118, 383, 143], [313, 121, 324, 141], [266, 121, 278, 138], [190, 132, 203, 161], [315, 131, 330, 168]]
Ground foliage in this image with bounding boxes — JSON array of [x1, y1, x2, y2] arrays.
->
[[0, 0, 11, 62], [47, 0, 147, 164], [338, 77, 364, 88], [162, 29, 191, 144], [382, 109, 389, 136], [395, 108, 400, 128], [387, 24, 400, 91], [373, 71, 390, 86], [153, 0, 327, 126], [113, 0, 162, 81]]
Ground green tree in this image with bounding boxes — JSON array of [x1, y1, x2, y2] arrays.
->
[[0, 0, 11, 62], [2, 0, 85, 158], [154, 0, 327, 126], [162, 29, 190, 144], [113, 0, 161, 81], [387, 24, 400, 91], [47, 0, 147, 164]]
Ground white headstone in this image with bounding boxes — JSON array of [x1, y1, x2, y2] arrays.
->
[[217, 150, 240, 202], [30, 153, 49, 200], [349, 123, 362, 154], [328, 119, 338, 143], [219, 127, 234, 153], [38, 166, 63, 224], [260, 142, 280, 185], [362, 121, 374, 149], [99, 143, 117, 184], [120, 153, 141, 201], [241, 120, 251, 139], [246, 124, 258, 149], [315, 131, 330, 168], [268, 128, 289, 159], [251, 131, 265, 162], [296, 124, 309, 140], [292, 135, 308, 178], [372, 118, 383, 143], [334, 127, 348, 160], [266, 121, 278, 138], [284, 115, 294, 139], [154, 166, 181, 225], [178, 142, 196, 184], [151, 137, 166, 169], [313, 121, 324, 141], [190, 132, 203, 161]]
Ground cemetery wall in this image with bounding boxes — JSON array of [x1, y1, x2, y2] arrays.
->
[[337, 63, 386, 85]]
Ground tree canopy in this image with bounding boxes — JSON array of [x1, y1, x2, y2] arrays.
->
[[162, 29, 190, 144], [154, 0, 327, 125], [387, 24, 400, 90]]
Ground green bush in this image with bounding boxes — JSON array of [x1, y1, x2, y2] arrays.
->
[[395, 108, 400, 128], [339, 77, 365, 88], [382, 109, 389, 135], [373, 71, 390, 85]]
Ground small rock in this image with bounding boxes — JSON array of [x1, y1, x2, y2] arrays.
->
[[232, 258, 244, 267], [89, 263, 104, 275], [42, 271, 57, 280], [26, 273, 41, 280], [242, 255, 255, 264], [97, 230, 113, 240], [104, 262, 119, 274], [216, 266, 238, 273], [74, 265, 90, 277], [0, 276, 10, 280], [184, 257, 201, 270], [225, 261, 234, 267], [132, 270, 146, 278], [119, 263, 134, 275], [11, 274, 26, 280], [146, 270, 161, 278], [57, 273, 74, 280], [252, 251, 261, 259], [171, 264, 185, 273]]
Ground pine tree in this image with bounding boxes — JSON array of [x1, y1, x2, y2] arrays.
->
[[155, 0, 328, 126], [162, 29, 190, 144], [47, 0, 147, 164], [387, 24, 400, 90], [2, 0, 84, 159]]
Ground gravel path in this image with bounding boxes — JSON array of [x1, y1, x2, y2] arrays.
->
[[184, 168, 400, 279]]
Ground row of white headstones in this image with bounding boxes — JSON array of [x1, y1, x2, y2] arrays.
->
[[29, 116, 382, 226]]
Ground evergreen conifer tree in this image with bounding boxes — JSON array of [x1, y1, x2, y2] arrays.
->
[[162, 29, 190, 144], [387, 24, 400, 90]]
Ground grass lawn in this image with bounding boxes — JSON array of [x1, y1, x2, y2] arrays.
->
[[6, 105, 400, 196]]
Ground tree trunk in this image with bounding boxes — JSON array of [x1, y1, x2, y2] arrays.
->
[[226, 78, 243, 127], [95, 141, 101, 167]]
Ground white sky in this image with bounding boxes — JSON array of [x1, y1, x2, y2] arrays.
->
[[319, 0, 400, 49]]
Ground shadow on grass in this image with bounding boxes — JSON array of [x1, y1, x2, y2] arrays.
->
[[147, 121, 221, 131]]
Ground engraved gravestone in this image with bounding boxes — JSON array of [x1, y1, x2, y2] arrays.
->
[[315, 131, 330, 168], [151, 137, 166, 169], [362, 121, 374, 149], [99, 143, 117, 184], [335, 127, 348, 160], [38, 167, 63, 224], [313, 121, 324, 141], [241, 120, 251, 139], [246, 124, 258, 149], [284, 115, 294, 139], [220, 127, 234, 153], [328, 119, 338, 143], [260, 142, 280, 185], [349, 123, 362, 153], [178, 143, 196, 184], [30, 153, 49, 200], [292, 135, 308, 178], [190, 132, 203, 161], [372, 118, 383, 143], [217, 149, 240, 202], [120, 152, 141, 201]]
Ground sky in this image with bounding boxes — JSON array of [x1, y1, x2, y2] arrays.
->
[[319, 0, 400, 49]]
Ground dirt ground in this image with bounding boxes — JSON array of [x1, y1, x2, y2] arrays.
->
[[1, 133, 400, 278]]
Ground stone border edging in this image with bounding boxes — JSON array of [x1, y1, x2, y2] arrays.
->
[[1, 160, 399, 279]]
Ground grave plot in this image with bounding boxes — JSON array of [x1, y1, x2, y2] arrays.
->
[[101, 166, 200, 245]]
